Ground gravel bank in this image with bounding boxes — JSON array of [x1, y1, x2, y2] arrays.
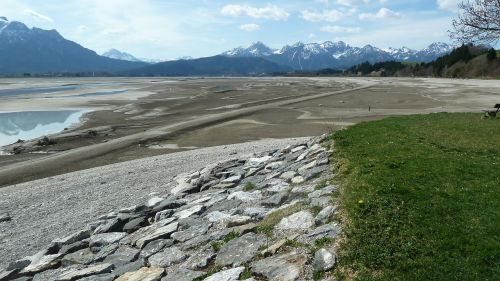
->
[[0, 137, 309, 269]]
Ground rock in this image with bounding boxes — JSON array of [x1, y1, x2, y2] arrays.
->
[[204, 267, 244, 281], [291, 185, 314, 193], [310, 197, 331, 208], [53, 230, 90, 245], [113, 260, 145, 277], [243, 207, 269, 219], [147, 197, 166, 208], [89, 232, 126, 252], [135, 222, 178, 248], [171, 223, 209, 242], [55, 263, 114, 281], [93, 244, 119, 261], [171, 182, 195, 195], [160, 268, 205, 281], [315, 205, 337, 225], [61, 248, 94, 266], [154, 210, 174, 222], [291, 146, 306, 153], [261, 193, 288, 207], [174, 205, 205, 219], [140, 239, 173, 258], [206, 211, 232, 223], [265, 161, 284, 170], [297, 223, 341, 245], [115, 267, 164, 281], [148, 246, 187, 268], [180, 245, 215, 270], [251, 250, 307, 281], [123, 216, 148, 233], [280, 171, 297, 181], [103, 246, 140, 266], [77, 273, 116, 281], [221, 175, 242, 184], [0, 213, 11, 222], [248, 155, 272, 166], [216, 233, 266, 267], [93, 218, 124, 234], [275, 211, 314, 231], [21, 254, 62, 274], [260, 234, 299, 256], [313, 248, 336, 272], [291, 176, 305, 184], [227, 191, 262, 202], [225, 215, 253, 227], [0, 269, 18, 280]]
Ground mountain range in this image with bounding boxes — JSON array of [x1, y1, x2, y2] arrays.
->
[[221, 41, 454, 70], [0, 17, 146, 75], [0, 17, 456, 76]]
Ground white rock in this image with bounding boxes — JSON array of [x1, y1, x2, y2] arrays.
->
[[291, 176, 305, 184], [222, 175, 242, 184], [275, 211, 314, 231], [206, 211, 232, 223], [291, 145, 307, 153], [115, 267, 164, 281], [146, 197, 165, 208], [280, 171, 297, 181], [174, 205, 204, 219], [228, 191, 262, 202], [248, 155, 272, 166], [203, 267, 244, 281], [315, 205, 337, 225], [313, 248, 336, 271]]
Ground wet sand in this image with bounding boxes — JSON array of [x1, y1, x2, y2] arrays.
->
[[0, 77, 499, 186]]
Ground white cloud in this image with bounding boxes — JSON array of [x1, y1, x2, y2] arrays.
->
[[24, 9, 53, 22], [321, 25, 361, 33], [437, 0, 461, 10], [240, 23, 260, 31], [221, 4, 289, 20], [359, 8, 401, 20], [301, 10, 344, 22], [337, 0, 369, 7]]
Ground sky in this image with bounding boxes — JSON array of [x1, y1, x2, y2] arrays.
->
[[0, 0, 464, 60]]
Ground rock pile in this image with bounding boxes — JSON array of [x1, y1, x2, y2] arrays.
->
[[0, 135, 341, 281]]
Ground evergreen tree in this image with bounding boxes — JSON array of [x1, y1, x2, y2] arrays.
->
[[486, 48, 497, 61]]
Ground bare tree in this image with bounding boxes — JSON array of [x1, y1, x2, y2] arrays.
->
[[450, 0, 500, 45]]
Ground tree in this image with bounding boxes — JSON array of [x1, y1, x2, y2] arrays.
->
[[450, 0, 500, 45], [486, 48, 497, 60]]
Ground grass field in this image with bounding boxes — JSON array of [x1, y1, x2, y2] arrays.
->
[[332, 113, 499, 280]]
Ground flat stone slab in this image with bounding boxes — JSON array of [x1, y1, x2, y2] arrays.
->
[[216, 232, 266, 267], [275, 211, 314, 231], [148, 246, 187, 268], [251, 250, 307, 281], [160, 268, 205, 281], [56, 263, 114, 281], [204, 267, 244, 281], [115, 267, 165, 281]]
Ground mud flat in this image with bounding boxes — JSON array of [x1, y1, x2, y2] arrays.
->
[[0, 77, 498, 186]]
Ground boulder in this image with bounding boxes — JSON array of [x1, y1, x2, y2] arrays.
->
[[313, 248, 336, 272], [251, 250, 307, 281], [216, 233, 266, 267], [148, 246, 187, 268], [160, 268, 205, 281], [275, 211, 314, 231]]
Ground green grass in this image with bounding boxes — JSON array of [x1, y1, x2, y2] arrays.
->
[[332, 113, 500, 281], [243, 182, 257, 191]]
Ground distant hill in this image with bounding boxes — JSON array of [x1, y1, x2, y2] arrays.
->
[[329, 44, 499, 78], [0, 17, 147, 75], [222, 41, 454, 71], [124, 55, 291, 76]]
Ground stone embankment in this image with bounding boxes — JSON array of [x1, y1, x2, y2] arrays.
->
[[0, 135, 340, 281]]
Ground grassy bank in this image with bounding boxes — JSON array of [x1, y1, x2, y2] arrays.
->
[[332, 113, 499, 280]]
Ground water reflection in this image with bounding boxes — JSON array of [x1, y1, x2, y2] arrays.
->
[[0, 86, 78, 97], [0, 110, 85, 147]]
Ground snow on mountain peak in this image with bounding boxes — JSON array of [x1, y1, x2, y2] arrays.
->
[[102, 49, 142, 62], [0, 16, 8, 22]]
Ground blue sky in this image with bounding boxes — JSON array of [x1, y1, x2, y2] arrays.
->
[[1, 0, 463, 60]]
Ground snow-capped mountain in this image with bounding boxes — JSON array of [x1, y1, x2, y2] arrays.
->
[[222, 42, 275, 57], [102, 49, 142, 62], [222, 41, 454, 70], [0, 17, 146, 74]]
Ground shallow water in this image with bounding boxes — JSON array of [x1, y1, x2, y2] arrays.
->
[[0, 110, 86, 147], [0, 85, 79, 97]]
